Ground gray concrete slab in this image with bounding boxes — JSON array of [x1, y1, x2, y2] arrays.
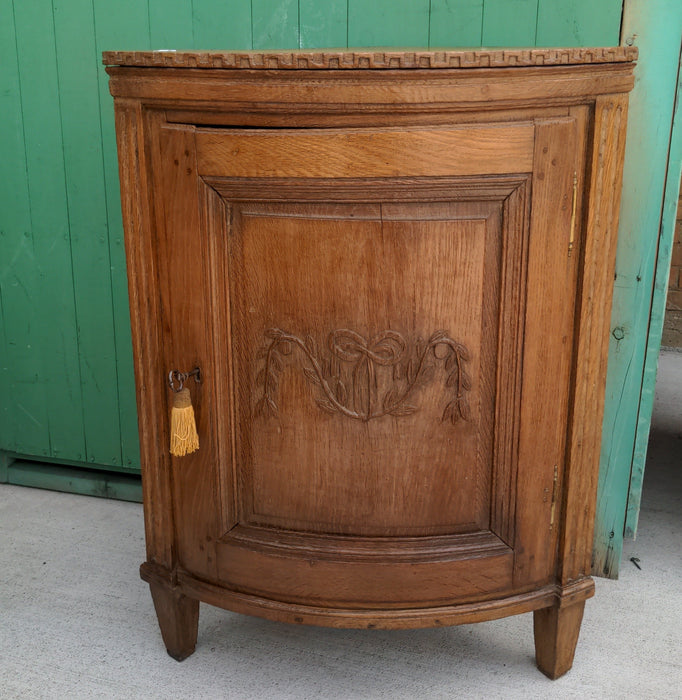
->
[[1, 352, 680, 699]]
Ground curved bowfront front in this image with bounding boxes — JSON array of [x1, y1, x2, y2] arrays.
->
[[106, 48, 635, 678]]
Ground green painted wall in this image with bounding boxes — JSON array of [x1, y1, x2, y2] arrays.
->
[[592, 0, 682, 577], [0, 0, 623, 477]]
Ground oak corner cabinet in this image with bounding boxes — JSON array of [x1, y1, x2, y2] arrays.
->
[[105, 47, 635, 679]]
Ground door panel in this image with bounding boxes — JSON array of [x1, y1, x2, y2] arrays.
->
[[230, 201, 496, 536], [153, 118, 580, 606]]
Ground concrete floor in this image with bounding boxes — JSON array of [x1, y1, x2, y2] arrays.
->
[[1, 352, 680, 699]]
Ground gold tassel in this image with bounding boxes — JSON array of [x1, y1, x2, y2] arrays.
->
[[170, 387, 199, 457]]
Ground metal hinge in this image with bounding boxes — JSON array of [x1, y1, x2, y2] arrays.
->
[[568, 172, 578, 257], [550, 465, 559, 529]]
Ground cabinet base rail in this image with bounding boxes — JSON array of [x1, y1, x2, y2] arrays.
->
[[141, 560, 593, 677]]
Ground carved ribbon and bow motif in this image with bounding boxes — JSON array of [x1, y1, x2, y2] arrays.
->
[[254, 328, 472, 424]]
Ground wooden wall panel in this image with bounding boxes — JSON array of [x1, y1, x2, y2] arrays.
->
[[193, 0, 252, 50], [149, 0, 194, 49], [536, 0, 623, 47], [0, 1, 625, 483], [430, 0, 484, 48], [593, 0, 682, 576], [54, 0, 123, 468], [348, 0, 431, 47], [628, 75, 682, 528], [252, 0, 299, 49], [91, 0, 150, 470], [0, 0, 50, 457], [482, 0, 539, 47], [12, 0, 85, 461], [300, 0, 347, 49]]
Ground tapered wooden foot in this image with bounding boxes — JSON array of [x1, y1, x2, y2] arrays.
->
[[533, 600, 586, 679], [149, 581, 200, 661]]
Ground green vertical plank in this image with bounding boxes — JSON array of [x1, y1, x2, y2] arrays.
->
[[0, 233, 49, 457], [0, 0, 50, 456], [0, 287, 6, 451], [193, 0, 252, 50], [593, 0, 682, 577], [536, 0, 623, 47], [300, 0, 347, 49], [252, 0, 299, 49], [53, 0, 122, 468], [93, 0, 150, 471], [149, 0, 193, 49], [481, 0, 539, 47], [13, 0, 86, 462], [348, 0, 430, 48], [429, 0, 484, 48], [625, 33, 682, 536]]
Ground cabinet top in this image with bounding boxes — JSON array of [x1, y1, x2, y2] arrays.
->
[[102, 47, 637, 71]]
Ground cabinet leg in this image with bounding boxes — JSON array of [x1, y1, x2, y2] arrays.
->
[[149, 582, 200, 661], [533, 600, 586, 679]]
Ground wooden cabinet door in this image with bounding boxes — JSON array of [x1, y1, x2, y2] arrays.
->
[[151, 116, 582, 610]]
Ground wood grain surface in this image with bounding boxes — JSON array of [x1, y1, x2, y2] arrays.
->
[[196, 125, 534, 178]]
